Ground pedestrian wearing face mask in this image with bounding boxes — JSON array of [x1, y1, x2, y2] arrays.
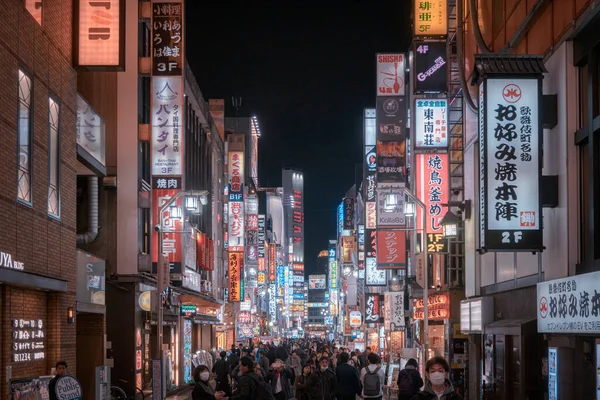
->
[[313, 356, 337, 400], [193, 365, 217, 400], [410, 357, 462, 400]]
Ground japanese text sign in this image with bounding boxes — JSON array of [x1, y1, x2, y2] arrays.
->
[[376, 96, 407, 141], [377, 141, 406, 182], [76, 94, 105, 165], [75, 0, 123, 68], [366, 257, 386, 286], [537, 271, 600, 334], [228, 151, 244, 195], [365, 293, 384, 323], [415, 99, 448, 148], [152, 77, 183, 176], [377, 230, 406, 269], [480, 78, 542, 251], [151, 1, 183, 76], [228, 252, 243, 302], [343, 198, 354, 230], [416, 153, 449, 253], [258, 215, 266, 258], [414, 41, 447, 93], [151, 189, 183, 274], [414, 0, 447, 37], [366, 202, 377, 229], [376, 182, 406, 227], [228, 201, 245, 250], [376, 54, 406, 96], [413, 294, 449, 320]]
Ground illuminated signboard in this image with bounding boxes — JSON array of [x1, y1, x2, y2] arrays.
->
[[414, 0, 447, 37], [413, 294, 450, 320], [308, 275, 326, 290], [416, 153, 449, 253], [228, 201, 244, 251], [12, 319, 45, 363], [75, 0, 124, 69], [151, 185, 183, 274], [376, 54, 406, 96], [228, 252, 243, 302], [414, 41, 447, 93], [151, 1, 184, 76], [415, 99, 448, 149], [151, 77, 184, 176]]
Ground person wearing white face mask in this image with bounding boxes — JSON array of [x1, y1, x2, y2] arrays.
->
[[410, 357, 462, 400], [192, 365, 218, 400]]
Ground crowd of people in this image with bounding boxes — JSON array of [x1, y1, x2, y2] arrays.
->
[[190, 340, 462, 400]]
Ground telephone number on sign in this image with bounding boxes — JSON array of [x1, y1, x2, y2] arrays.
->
[[14, 352, 45, 362]]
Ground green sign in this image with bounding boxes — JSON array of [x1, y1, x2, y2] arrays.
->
[[180, 304, 197, 317]]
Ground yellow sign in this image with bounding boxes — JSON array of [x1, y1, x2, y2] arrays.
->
[[414, 0, 447, 37], [138, 291, 152, 312]]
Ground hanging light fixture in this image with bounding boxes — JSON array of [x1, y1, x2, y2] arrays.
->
[[440, 210, 460, 238], [404, 201, 415, 217], [170, 204, 182, 219], [185, 196, 198, 210]]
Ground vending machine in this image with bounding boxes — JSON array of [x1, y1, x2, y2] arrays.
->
[[548, 347, 574, 400]]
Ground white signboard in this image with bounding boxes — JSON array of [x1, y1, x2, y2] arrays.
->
[[376, 54, 405, 96], [308, 275, 326, 290], [152, 77, 183, 176], [76, 95, 105, 165], [414, 99, 448, 148], [388, 291, 405, 330], [365, 257, 386, 286], [537, 271, 600, 334], [481, 78, 542, 251], [55, 375, 83, 400], [228, 201, 245, 248], [350, 311, 362, 327], [76, 0, 121, 67], [376, 183, 405, 226]]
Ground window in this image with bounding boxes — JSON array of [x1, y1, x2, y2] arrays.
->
[[48, 96, 60, 218], [17, 69, 33, 204], [25, 0, 42, 25]]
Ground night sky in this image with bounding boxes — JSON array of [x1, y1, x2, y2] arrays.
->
[[186, 3, 411, 275]]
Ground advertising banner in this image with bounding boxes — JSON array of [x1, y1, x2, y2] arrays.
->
[[536, 271, 600, 334], [151, 1, 183, 76], [245, 198, 258, 262], [358, 224, 365, 264], [228, 252, 243, 302], [366, 201, 377, 229], [480, 78, 542, 251], [364, 108, 376, 146], [387, 291, 405, 330], [228, 201, 244, 251], [350, 311, 362, 327], [196, 233, 206, 270], [365, 257, 386, 286], [151, 187, 183, 274], [365, 293, 384, 323], [413, 294, 450, 320], [376, 54, 405, 96], [416, 153, 449, 253], [328, 241, 337, 289], [365, 229, 377, 259], [414, 41, 447, 93], [365, 171, 376, 201], [75, 0, 124, 69], [376, 141, 406, 182], [258, 215, 266, 258], [228, 151, 244, 197], [342, 236, 355, 264], [151, 77, 184, 176], [269, 243, 276, 282], [376, 182, 406, 227], [376, 96, 407, 142], [377, 230, 406, 269], [414, 0, 447, 37], [414, 99, 448, 148]]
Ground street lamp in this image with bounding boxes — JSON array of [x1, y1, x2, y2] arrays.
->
[[440, 211, 460, 238]]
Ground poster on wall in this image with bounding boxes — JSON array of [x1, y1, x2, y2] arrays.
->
[[480, 78, 542, 251]]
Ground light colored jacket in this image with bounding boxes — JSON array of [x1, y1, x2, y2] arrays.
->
[[289, 355, 302, 376], [360, 364, 385, 398]]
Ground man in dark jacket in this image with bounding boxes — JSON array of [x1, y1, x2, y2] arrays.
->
[[213, 351, 232, 395], [335, 352, 362, 400], [217, 356, 264, 400], [358, 347, 371, 371], [276, 345, 289, 362], [397, 358, 423, 400], [48, 361, 68, 400], [411, 357, 462, 400], [228, 350, 240, 375], [313, 356, 337, 400]]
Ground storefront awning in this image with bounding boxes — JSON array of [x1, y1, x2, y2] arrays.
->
[[179, 290, 222, 308], [485, 318, 537, 336], [193, 315, 220, 325], [0, 268, 68, 292]]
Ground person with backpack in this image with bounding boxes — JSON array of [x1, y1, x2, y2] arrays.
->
[[360, 353, 385, 400], [216, 356, 275, 400], [410, 357, 462, 400], [397, 359, 423, 400]]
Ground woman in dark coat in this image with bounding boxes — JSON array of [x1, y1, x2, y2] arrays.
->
[[192, 365, 217, 400], [294, 364, 313, 400]]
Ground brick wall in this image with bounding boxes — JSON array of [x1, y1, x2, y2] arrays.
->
[[0, 0, 78, 396]]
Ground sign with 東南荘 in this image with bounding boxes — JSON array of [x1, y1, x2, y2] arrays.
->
[[537, 271, 600, 334], [12, 319, 45, 363], [151, 2, 183, 76], [151, 77, 183, 176], [414, 41, 447, 93], [414, 0, 448, 37], [376, 54, 406, 96], [414, 99, 448, 148], [376, 96, 407, 141], [480, 78, 542, 251]]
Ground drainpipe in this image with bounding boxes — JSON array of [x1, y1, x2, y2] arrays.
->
[[77, 176, 99, 244]]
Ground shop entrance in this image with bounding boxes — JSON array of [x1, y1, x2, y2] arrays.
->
[[76, 312, 105, 400]]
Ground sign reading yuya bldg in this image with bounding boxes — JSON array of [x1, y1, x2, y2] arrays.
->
[[376, 54, 405, 96], [75, 0, 124, 69], [479, 77, 542, 251], [414, 0, 447, 37]]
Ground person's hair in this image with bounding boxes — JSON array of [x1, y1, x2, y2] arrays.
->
[[56, 361, 67, 369], [319, 356, 329, 363], [367, 352, 379, 365], [240, 356, 254, 370], [365, 347, 372, 352], [220, 351, 227, 359], [338, 352, 350, 364], [350, 351, 356, 357], [193, 365, 209, 381], [406, 358, 418, 368], [303, 364, 312, 373], [425, 356, 450, 373]]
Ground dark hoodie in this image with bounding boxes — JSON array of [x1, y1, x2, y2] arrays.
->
[[410, 379, 462, 400], [230, 371, 263, 400]]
